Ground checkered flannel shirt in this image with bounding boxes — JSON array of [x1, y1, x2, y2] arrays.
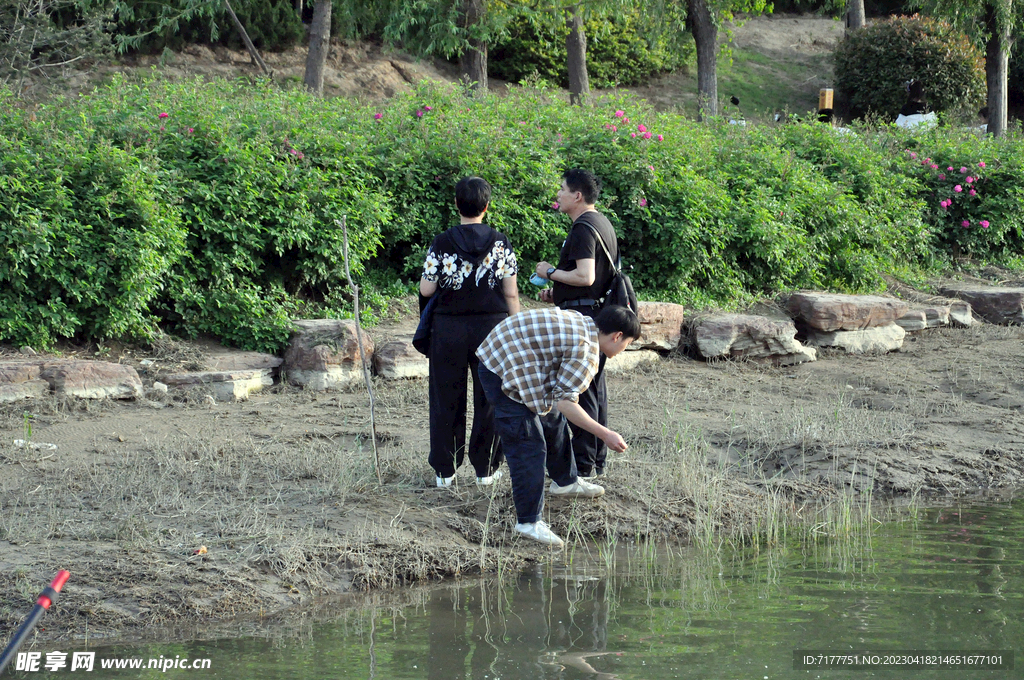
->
[[476, 307, 600, 415]]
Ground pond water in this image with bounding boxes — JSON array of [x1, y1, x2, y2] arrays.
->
[[16, 499, 1024, 679]]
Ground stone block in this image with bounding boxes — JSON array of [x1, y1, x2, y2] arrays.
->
[[162, 369, 273, 402], [938, 285, 1022, 325], [39, 361, 143, 399], [605, 349, 661, 375], [284, 319, 374, 391], [373, 336, 428, 379], [786, 293, 909, 331], [693, 314, 816, 365], [804, 323, 906, 353], [633, 301, 686, 351]]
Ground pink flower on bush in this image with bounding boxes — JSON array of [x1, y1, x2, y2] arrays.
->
[[962, 220, 970, 227], [374, 112, 383, 120], [947, 166, 954, 171], [630, 132, 636, 138], [552, 202, 559, 210], [158, 112, 169, 119], [159, 126, 165, 132], [939, 199, 950, 209], [623, 117, 630, 123], [187, 127, 194, 133], [614, 110, 625, 117], [969, 189, 977, 196], [648, 165, 654, 171], [954, 185, 963, 192], [643, 131, 652, 139], [966, 176, 974, 183], [657, 134, 664, 141], [981, 220, 990, 228], [424, 106, 433, 111], [611, 125, 618, 132], [938, 173, 945, 180], [416, 110, 424, 118], [638, 123, 647, 133], [639, 198, 648, 207], [909, 152, 917, 159], [960, 166, 967, 173], [979, 161, 986, 168], [931, 164, 938, 169]]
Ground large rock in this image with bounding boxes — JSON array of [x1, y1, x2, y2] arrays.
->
[[605, 349, 661, 375], [896, 305, 950, 332], [162, 369, 274, 402], [0, 362, 50, 403], [786, 293, 909, 332], [373, 336, 428, 380], [633, 301, 686, 351], [804, 324, 906, 353], [39, 361, 143, 399], [693, 314, 816, 366], [284, 319, 374, 391], [949, 300, 973, 327], [938, 284, 1024, 325], [206, 349, 283, 372]]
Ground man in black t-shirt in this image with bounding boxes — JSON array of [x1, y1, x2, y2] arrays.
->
[[535, 169, 620, 477]]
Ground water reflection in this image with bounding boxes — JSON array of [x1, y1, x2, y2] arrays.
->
[[425, 566, 617, 679]]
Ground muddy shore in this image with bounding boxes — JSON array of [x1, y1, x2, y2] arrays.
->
[[2, 314, 1024, 644]]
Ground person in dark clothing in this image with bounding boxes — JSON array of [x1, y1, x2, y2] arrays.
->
[[420, 177, 520, 487], [534, 169, 620, 478]]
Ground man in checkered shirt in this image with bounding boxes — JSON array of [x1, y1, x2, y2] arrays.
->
[[476, 305, 641, 547]]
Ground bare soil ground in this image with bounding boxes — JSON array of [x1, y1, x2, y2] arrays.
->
[[2, 274, 1024, 644]]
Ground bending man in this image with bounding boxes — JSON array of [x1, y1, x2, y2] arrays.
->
[[476, 305, 641, 547]]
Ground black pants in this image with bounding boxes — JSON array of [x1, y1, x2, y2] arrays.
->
[[428, 312, 507, 478], [561, 304, 607, 476]]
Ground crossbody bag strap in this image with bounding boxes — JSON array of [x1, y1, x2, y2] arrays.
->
[[581, 223, 620, 273]]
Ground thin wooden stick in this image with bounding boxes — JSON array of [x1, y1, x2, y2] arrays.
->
[[338, 216, 382, 485], [223, 0, 272, 76]]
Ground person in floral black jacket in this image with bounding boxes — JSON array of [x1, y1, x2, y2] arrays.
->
[[420, 177, 520, 488]]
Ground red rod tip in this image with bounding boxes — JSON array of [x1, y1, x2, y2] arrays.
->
[[51, 570, 70, 593]]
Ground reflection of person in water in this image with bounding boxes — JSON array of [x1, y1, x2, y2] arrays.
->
[[426, 566, 618, 679]]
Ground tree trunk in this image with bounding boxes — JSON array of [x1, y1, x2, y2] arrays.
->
[[304, 0, 332, 94], [223, 0, 271, 76], [688, 0, 718, 120], [566, 7, 591, 106], [846, 0, 865, 31], [984, 2, 1012, 137], [460, 0, 488, 90]]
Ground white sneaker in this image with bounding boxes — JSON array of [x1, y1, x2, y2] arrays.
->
[[515, 520, 564, 547], [549, 477, 605, 498], [476, 470, 504, 486], [436, 475, 454, 488]]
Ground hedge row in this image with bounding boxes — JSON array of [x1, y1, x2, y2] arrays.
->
[[2, 77, 1022, 352]]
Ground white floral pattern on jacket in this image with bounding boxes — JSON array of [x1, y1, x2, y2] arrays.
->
[[423, 240, 517, 291]]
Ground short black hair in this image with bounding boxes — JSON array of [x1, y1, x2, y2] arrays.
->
[[455, 176, 491, 217], [562, 168, 602, 205], [595, 305, 642, 340]]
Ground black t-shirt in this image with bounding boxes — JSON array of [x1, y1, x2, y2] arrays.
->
[[553, 210, 618, 305], [899, 100, 928, 116], [422, 223, 518, 315]]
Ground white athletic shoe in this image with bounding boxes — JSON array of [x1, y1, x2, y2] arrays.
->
[[515, 520, 564, 547], [476, 470, 504, 486], [436, 475, 454, 488], [549, 477, 605, 498]]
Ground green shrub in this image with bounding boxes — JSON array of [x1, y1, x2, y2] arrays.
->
[[833, 15, 985, 120], [0, 111, 184, 348], [5, 77, 1023, 352], [490, 11, 689, 88]]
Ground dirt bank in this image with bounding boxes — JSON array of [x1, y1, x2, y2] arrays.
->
[[2, 287, 1024, 644]]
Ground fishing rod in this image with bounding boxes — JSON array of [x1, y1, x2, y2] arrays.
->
[[0, 570, 70, 676]]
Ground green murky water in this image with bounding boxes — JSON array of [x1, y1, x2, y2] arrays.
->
[[13, 500, 1024, 679]]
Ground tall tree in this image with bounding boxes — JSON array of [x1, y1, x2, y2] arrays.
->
[[847, 0, 866, 29], [565, 5, 590, 104], [913, 0, 1019, 135], [460, 0, 487, 89], [304, 0, 332, 93]]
